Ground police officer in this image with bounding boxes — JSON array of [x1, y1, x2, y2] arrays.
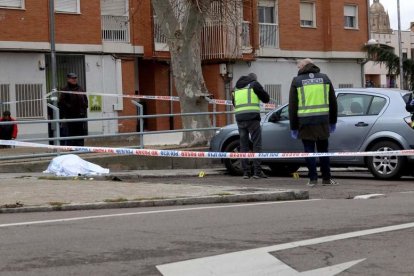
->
[[233, 73, 270, 179], [406, 92, 414, 128], [289, 59, 338, 187]]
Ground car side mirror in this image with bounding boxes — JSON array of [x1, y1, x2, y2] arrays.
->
[[269, 112, 281, 123]]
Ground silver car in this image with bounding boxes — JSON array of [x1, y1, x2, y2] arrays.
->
[[210, 88, 414, 179]]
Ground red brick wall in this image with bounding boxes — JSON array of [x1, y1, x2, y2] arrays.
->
[[55, 0, 102, 45], [0, 1, 102, 44], [0, 3, 49, 42], [279, 0, 368, 52]]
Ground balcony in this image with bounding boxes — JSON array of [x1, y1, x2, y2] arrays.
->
[[153, 17, 250, 60], [259, 23, 279, 48], [242, 21, 251, 48], [101, 15, 130, 43]]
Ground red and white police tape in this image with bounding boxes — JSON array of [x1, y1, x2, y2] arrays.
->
[[1, 140, 414, 159], [47, 91, 277, 109]]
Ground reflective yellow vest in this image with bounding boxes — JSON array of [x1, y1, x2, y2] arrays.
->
[[297, 79, 330, 118], [233, 87, 260, 114]]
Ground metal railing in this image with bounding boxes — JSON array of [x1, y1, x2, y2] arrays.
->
[[153, 16, 167, 44], [259, 23, 279, 48], [0, 100, 237, 161], [101, 15, 130, 43], [241, 21, 251, 48]]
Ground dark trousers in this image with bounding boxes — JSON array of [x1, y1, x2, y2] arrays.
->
[[237, 120, 262, 175], [61, 121, 86, 146], [302, 139, 331, 181]]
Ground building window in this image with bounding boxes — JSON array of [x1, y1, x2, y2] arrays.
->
[[15, 84, 44, 119], [300, 2, 315, 28], [344, 5, 358, 29], [55, 0, 80, 14], [0, 0, 24, 9], [258, 1, 279, 48]]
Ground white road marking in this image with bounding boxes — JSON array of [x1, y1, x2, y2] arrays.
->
[[354, 194, 385, 199], [399, 191, 414, 194], [157, 222, 414, 275], [0, 199, 320, 228]]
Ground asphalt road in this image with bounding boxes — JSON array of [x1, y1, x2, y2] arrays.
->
[[0, 173, 413, 276]]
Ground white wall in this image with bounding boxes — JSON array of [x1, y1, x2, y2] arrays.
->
[[85, 55, 122, 135], [233, 58, 362, 104], [0, 52, 48, 140]]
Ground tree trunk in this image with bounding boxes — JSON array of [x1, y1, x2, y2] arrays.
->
[[152, 0, 214, 146]]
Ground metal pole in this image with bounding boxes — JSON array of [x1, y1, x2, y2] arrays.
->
[[47, 104, 60, 154], [49, 0, 59, 144], [397, 0, 404, 89], [131, 100, 144, 149]]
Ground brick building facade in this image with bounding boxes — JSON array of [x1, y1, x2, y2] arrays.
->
[[0, 0, 369, 142]]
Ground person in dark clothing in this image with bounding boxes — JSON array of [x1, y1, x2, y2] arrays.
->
[[406, 92, 414, 128], [232, 73, 270, 179], [0, 110, 18, 148], [289, 59, 338, 187], [58, 73, 88, 146]]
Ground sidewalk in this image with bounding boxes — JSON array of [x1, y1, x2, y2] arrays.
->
[[0, 169, 309, 213]]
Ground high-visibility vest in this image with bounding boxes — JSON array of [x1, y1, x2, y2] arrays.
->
[[296, 78, 330, 118], [233, 86, 260, 114]]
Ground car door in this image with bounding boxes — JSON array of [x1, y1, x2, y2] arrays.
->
[[262, 105, 303, 153], [330, 92, 386, 161]]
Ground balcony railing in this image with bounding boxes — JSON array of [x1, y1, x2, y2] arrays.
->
[[242, 21, 251, 48], [101, 15, 130, 43], [259, 23, 279, 48], [153, 17, 250, 60], [153, 16, 167, 44]]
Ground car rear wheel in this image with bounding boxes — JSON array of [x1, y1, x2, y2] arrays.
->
[[366, 141, 406, 179], [268, 164, 300, 176]]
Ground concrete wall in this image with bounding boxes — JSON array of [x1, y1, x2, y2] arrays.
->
[[0, 52, 48, 139]]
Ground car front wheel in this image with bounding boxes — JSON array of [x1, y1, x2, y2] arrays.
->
[[223, 140, 244, 176], [366, 141, 406, 179]]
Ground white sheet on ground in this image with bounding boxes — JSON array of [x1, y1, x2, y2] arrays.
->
[[43, 154, 110, 177]]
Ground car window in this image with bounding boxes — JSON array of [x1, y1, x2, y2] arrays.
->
[[279, 105, 289, 121], [337, 94, 376, 117], [368, 96, 386, 115]]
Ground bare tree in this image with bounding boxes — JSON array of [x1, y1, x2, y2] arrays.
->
[[151, 0, 243, 146]]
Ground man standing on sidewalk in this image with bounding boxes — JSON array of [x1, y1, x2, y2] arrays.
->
[[232, 73, 270, 179], [58, 73, 88, 146], [289, 59, 338, 187]]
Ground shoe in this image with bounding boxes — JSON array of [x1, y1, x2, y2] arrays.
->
[[306, 180, 318, 187], [243, 173, 250, 179], [322, 179, 339, 185], [253, 172, 268, 179]]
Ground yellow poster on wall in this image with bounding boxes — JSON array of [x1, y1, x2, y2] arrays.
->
[[89, 95, 102, 112]]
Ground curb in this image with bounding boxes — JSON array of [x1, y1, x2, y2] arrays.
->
[[0, 190, 309, 214]]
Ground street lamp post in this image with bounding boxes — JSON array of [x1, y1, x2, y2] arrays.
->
[[49, 0, 59, 145], [397, 0, 404, 89]]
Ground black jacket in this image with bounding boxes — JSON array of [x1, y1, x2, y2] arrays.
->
[[58, 84, 88, 119], [289, 63, 337, 140], [406, 93, 414, 113], [232, 75, 270, 121]]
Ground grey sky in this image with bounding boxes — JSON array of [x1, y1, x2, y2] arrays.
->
[[374, 0, 414, 30]]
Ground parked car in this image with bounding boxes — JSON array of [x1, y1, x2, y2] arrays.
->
[[210, 88, 414, 179]]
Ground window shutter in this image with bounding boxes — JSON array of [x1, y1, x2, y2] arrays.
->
[[101, 0, 127, 16], [344, 5, 356, 17], [55, 0, 79, 13], [300, 2, 313, 21], [0, 0, 23, 8]]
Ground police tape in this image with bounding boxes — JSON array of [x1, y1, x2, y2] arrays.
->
[[1, 139, 414, 159], [47, 91, 277, 109]]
